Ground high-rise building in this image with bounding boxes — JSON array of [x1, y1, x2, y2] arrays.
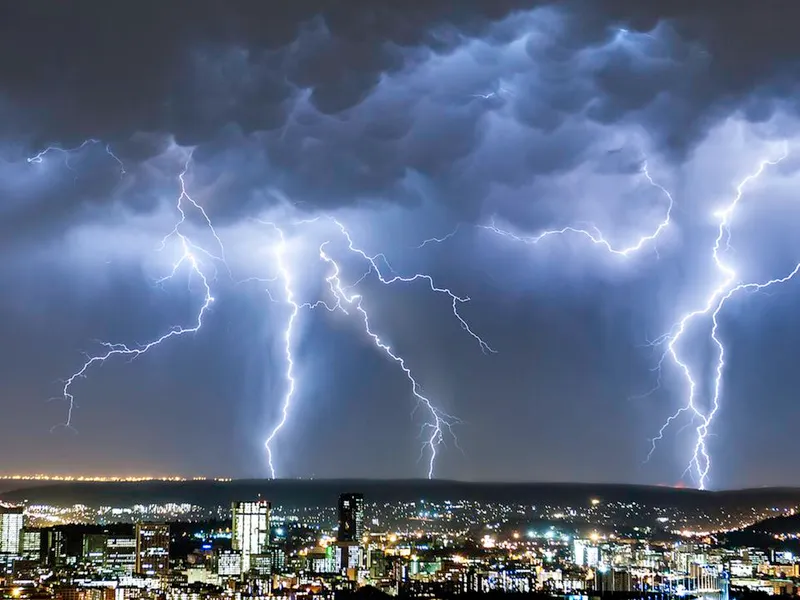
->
[[135, 523, 170, 578], [573, 540, 586, 566], [232, 500, 270, 573], [105, 535, 136, 575], [0, 505, 23, 555], [215, 550, 242, 578], [46, 530, 67, 567], [20, 528, 42, 561], [337, 493, 364, 543], [83, 533, 107, 567]]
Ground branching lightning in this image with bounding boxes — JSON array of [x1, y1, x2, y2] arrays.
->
[[47, 128, 789, 487], [332, 219, 496, 355], [480, 161, 674, 257], [415, 161, 673, 261], [315, 235, 460, 478], [55, 155, 221, 430], [259, 216, 492, 478], [35, 134, 490, 476], [648, 145, 789, 489], [438, 148, 793, 488]]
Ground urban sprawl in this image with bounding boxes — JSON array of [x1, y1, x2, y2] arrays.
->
[[0, 493, 798, 599]]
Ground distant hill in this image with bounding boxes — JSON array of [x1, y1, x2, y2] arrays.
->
[[723, 512, 800, 552], [3, 479, 800, 511], [740, 512, 800, 535]]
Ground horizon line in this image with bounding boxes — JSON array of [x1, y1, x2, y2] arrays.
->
[[2, 474, 798, 492]]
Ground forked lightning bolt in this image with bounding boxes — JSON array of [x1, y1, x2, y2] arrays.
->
[[261, 217, 492, 478], [55, 157, 221, 430], [316, 237, 460, 478], [332, 219, 495, 355], [648, 145, 789, 489]]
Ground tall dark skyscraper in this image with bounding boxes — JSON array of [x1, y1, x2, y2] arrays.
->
[[337, 493, 364, 543], [135, 523, 170, 578]]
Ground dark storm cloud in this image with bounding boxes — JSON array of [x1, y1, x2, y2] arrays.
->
[[2, 0, 800, 227], [0, 0, 536, 144], [3, 0, 800, 486]]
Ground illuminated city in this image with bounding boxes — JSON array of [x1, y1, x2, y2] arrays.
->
[[3, 1, 800, 599], [2, 483, 800, 599]]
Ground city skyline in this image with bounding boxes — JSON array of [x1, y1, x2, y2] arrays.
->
[[2, 485, 798, 598], [3, 1, 800, 488]]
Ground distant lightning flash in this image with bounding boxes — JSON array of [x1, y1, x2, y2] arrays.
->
[[648, 145, 789, 490], [482, 161, 674, 257], [56, 157, 220, 430], [27, 139, 100, 166], [416, 160, 674, 259], [416, 225, 462, 249], [27, 139, 126, 178]]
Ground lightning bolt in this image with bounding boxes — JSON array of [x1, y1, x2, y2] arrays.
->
[[332, 220, 495, 355], [315, 235, 460, 478], [27, 139, 100, 166], [55, 155, 220, 430], [254, 221, 303, 480], [27, 139, 126, 178], [105, 144, 127, 176], [481, 161, 674, 257], [416, 160, 673, 260], [416, 225, 462, 249], [260, 216, 491, 478], [648, 145, 789, 489]]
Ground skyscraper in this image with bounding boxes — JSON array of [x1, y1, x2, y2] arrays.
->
[[20, 528, 42, 561], [135, 523, 170, 578], [0, 505, 23, 555], [106, 535, 136, 575], [337, 493, 364, 543], [83, 533, 107, 567], [232, 500, 270, 573]]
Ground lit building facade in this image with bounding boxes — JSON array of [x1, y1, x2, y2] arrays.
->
[[216, 550, 242, 578], [0, 505, 23, 555], [106, 535, 136, 575], [232, 500, 270, 573], [20, 527, 42, 561]]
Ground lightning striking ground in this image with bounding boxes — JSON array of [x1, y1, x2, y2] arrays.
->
[[55, 157, 221, 430], [260, 217, 493, 478], [648, 146, 789, 489], [315, 238, 460, 478], [254, 221, 304, 480]]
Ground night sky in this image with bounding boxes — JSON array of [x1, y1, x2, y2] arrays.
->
[[2, 1, 800, 489]]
